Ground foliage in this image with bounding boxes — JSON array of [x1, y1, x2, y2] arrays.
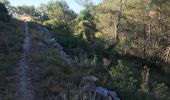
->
[[109, 60, 137, 90], [0, 3, 10, 22], [43, 19, 68, 30], [94, 0, 170, 71], [0, 0, 9, 5], [38, 0, 76, 23], [0, 19, 24, 99], [152, 83, 170, 100], [28, 0, 170, 99], [0, 0, 17, 16], [74, 9, 97, 41], [17, 5, 36, 15], [0, 0, 169, 99]]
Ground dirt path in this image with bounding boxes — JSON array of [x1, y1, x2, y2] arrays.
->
[[11, 22, 73, 100], [17, 21, 34, 100]]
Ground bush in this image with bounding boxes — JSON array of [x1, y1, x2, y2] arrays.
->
[[0, 3, 10, 22], [109, 60, 137, 90], [98, 60, 155, 100]]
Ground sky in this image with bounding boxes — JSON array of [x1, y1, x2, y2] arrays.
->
[[9, 0, 102, 13]]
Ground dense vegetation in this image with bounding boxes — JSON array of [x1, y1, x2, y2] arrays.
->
[[0, 0, 169, 100]]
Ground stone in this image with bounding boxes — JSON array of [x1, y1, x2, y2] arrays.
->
[[95, 87, 108, 97], [82, 76, 98, 82], [95, 87, 120, 100], [49, 38, 56, 43]]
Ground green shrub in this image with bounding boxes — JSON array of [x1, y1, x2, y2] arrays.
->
[[109, 60, 137, 90]]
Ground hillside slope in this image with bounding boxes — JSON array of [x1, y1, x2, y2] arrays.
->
[[0, 19, 169, 100], [0, 19, 24, 99]]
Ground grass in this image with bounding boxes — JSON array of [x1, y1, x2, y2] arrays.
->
[[0, 19, 24, 99], [28, 23, 76, 99], [28, 22, 105, 100]]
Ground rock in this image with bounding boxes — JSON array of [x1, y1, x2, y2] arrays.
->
[[80, 76, 98, 92], [79, 76, 120, 100], [108, 91, 120, 100], [43, 28, 49, 33], [82, 76, 98, 82], [49, 38, 55, 43], [45, 32, 73, 66], [96, 87, 108, 97], [95, 87, 120, 100]]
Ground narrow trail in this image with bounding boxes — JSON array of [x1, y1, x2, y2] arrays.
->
[[17, 21, 34, 100], [11, 22, 73, 100]]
